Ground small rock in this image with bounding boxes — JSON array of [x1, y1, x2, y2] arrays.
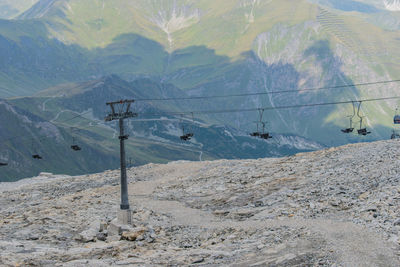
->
[[96, 232, 107, 241], [121, 227, 148, 242], [359, 192, 370, 200], [145, 236, 155, 243], [191, 257, 205, 264], [75, 228, 97, 243], [363, 206, 378, 212], [330, 200, 340, 207], [213, 210, 229, 216], [136, 234, 145, 241], [106, 235, 121, 243]]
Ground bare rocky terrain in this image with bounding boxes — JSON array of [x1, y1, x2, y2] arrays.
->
[[1, 140, 400, 266]]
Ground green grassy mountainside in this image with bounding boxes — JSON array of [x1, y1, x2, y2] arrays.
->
[[1, 0, 400, 180]]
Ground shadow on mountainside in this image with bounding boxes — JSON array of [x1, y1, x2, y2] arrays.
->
[[0, 23, 395, 181], [0, 24, 385, 142]]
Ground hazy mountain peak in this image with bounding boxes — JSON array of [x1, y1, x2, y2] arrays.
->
[[17, 0, 59, 19], [0, 0, 38, 19], [384, 0, 400, 11]]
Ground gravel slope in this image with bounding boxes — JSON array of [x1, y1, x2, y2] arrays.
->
[[1, 140, 400, 266]]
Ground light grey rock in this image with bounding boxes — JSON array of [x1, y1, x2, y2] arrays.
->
[[2, 140, 400, 266], [75, 221, 101, 243], [96, 232, 107, 241]]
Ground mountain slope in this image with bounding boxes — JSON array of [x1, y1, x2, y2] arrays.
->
[[1, 0, 400, 179], [0, 97, 124, 181], [1, 76, 322, 181], [0, 0, 37, 19], [1, 140, 399, 265]]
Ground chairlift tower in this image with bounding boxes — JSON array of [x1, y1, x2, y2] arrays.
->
[[105, 100, 137, 211]]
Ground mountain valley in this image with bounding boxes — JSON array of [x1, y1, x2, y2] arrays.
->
[[1, 0, 400, 180]]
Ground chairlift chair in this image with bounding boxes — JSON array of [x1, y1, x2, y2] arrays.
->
[[394, 109, 400, 124], [393, 115, 400, 124], [260, 133, 272, 139], [357, 127, 371, 136], [180, 135, 191, 141], [341, 128, 354, 133], [391, 130, 400, 139], [259, 122, 272, 139], [250, 122, 261, 137], [70, 130, 82, 151], [71, 145, 81, 151], [341, 102, 355, 133], [394, 115, 400, 124], [250, 110, 272, 140], [179, 114, 195, 141], [356, 102, 371, 136], [0, 162, 7, 166], [31, 138, 43, 159], [70, 140, 82, 151], [32, 154, 42, 160], [180, 126, 193, 141], [391, 108, 400, 139]]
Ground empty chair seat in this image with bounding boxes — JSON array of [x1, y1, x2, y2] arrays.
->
[[260, 133, 272, 139], [394, 115, 400, 124], [341, 128, 354, 133], [357, 128, 371, 136], [180, 133, 193, 141], [71, 145, 81, 151]]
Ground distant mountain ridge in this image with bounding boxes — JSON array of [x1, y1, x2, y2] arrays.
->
[[1, 75, 323, 181], [1, 0, 400, 180], [0, 0, 38, 19]]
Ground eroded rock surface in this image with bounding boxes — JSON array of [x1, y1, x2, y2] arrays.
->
[[1, 140, 400, 266]]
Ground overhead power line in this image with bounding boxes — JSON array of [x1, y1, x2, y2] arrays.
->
[[135, 79, 400, 102]]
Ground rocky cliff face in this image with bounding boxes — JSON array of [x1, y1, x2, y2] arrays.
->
[[1, 140, 399, 266]]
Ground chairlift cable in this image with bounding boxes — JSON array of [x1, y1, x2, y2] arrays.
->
[[1, 110, 93, 144], [3, 94, 400, 147], [135, 79, 400, 102], [3, 79, 400, 151], [139, 95, 400, 117]]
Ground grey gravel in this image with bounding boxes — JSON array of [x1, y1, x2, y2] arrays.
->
[[1, 140, 400, 266]]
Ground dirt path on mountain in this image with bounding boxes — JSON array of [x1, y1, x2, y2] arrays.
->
[[128, 161, 400, 267]]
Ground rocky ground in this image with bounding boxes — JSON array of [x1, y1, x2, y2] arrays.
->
[[1, 140, 400, 266]]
